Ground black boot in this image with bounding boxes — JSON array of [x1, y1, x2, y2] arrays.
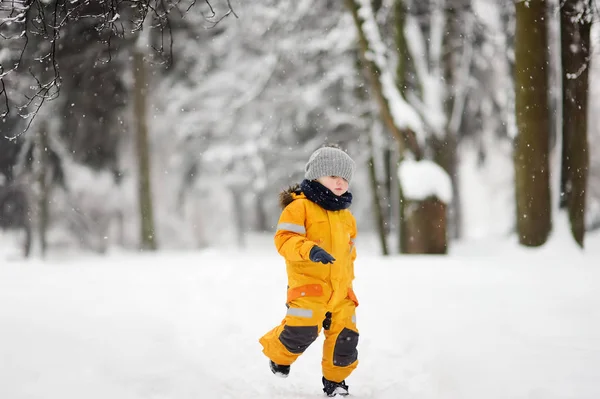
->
[[269, 360, 290, 378], [322, 376, 349, 397]]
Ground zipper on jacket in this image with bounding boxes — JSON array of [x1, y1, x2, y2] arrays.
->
[[326, 209, 333, 284]]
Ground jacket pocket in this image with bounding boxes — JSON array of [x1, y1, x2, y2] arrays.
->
[[287, 284, 323, 303], [347, 288, 359, 307]]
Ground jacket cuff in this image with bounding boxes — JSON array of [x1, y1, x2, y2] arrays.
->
[[300, 240, 317, 261]]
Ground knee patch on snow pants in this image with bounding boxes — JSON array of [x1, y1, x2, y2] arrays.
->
[[333, 327, 359, 367], [279, 325, 319, 354]]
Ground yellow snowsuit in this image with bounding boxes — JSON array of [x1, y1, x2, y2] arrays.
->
[[259, 190, 359, 383]]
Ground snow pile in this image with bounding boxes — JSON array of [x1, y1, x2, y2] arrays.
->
[[398, 159, 453, 203]]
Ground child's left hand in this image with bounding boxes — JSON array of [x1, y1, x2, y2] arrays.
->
[[309, 246, 335, 264]]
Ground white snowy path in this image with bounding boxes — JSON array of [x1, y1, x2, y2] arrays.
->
[[1, 238, 600, 399]]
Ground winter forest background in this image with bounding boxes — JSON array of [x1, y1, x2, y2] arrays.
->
[[1, 0, 599, 257]]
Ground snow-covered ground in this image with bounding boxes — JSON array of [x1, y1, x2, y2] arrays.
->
[[1, 228, 600, 399]]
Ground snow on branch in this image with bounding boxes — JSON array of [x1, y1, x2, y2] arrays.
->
[[398, 158, 453, 203], [354, 0, 425, 143], [403, 13, 446, 138]]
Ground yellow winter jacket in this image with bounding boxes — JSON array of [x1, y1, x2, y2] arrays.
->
[[275, 189, 358, 311]]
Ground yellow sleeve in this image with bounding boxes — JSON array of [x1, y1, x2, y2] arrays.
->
[[274, 200, 316, 262]]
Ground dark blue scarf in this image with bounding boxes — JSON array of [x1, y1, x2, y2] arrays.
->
[[300, 179, 352, 211]]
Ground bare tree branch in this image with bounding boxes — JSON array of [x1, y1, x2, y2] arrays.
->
[[0, 0, 238, 138], [201, 0, 237, 28]]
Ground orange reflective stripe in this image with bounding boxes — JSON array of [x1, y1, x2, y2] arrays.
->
[[287, 284, 323, 303]]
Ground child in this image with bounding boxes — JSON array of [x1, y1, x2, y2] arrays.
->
[[259, 145, 359, 397]]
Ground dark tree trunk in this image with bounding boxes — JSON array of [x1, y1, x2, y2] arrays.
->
[[402, 198, 448, 254], [34, 124, 50, 257], [560, 0, 591, 247], [368, 153, 389, 256], [514, 0, 552, 247], [133, 47, 157, 251], [383, 147, 393, 235]]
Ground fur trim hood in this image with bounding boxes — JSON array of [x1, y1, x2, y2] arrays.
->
[[278, 184, 302, 209]]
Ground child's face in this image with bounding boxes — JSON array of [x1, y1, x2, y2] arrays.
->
[[316, 176, 349, 196]]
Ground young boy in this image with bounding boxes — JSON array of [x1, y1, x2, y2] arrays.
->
[[259, 145, 359, 397]]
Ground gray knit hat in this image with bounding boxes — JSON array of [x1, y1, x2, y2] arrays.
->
[[305, 147, 356, 184]]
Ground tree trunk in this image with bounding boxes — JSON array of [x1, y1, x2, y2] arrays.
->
[[394, 0, 411, 95], [231, 188, 246, 248], [560, 0, 591, 247], [395, 0, 450, 253], [133, 45, 157, 251], [347, 0, 449, 254], [383, 147, 393, 234], [439, 0, 471, 240], [514, 0, 552, 247], [402, 197, 448, 254], [431, 135, 459, 238], [368, 150, 389, 255], [254, 191, 270, 233], [398, 174, 409, 253], [34, 123, 49, 257], [394, 0, 409, 254], [345, 0, 422, 159]]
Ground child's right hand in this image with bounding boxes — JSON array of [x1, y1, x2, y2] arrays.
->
[[309, 245, 335, 264]]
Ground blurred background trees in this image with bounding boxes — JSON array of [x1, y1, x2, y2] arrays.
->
[[0, 0, 599, 257]]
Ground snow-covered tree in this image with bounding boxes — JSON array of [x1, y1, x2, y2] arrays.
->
[[346, 0, 475, 253], [147, 0, 367, 247], [0, 0, 237, 133]]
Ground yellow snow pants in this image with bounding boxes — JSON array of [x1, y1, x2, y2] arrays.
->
[[259, 295, 359, 383]]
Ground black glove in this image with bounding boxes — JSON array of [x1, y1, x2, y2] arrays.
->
[[309, 245, 335, 264]]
